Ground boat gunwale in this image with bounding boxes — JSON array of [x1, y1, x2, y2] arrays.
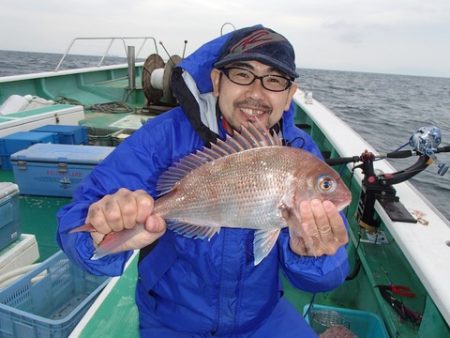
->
[[0, 62, 144, 83], [293, 90, 450, 325]]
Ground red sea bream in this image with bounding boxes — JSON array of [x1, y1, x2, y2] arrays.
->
[[73, 123, 351, 265]]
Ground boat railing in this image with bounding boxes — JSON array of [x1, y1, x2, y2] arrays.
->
[[54, 37, 159, 71]]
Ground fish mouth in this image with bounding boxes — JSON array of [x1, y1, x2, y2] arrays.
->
[[334, 196, 352, 211]]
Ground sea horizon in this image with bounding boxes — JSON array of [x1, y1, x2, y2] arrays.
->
[[1, 49, 449, 80]]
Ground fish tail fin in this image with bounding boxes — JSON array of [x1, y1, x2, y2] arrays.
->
[[91, 251, 107, 260], [69, 223, 96, 233], [91, 224, 145, 259], [91, 233, 121, 259]]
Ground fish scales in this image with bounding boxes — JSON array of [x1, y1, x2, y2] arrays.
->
[[154, 146, 296, 230]]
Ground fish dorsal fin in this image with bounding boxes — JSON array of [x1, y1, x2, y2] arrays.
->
[[156, 122, 282, 195]]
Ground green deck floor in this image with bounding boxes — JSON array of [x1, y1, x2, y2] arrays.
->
[[78, 255, 140, 337]]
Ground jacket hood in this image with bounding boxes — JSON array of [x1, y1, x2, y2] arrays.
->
[[171, 24, 296, 145]]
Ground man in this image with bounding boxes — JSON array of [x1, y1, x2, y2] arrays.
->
[[57, 25, 349, 337]]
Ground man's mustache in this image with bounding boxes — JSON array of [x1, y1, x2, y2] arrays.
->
[[234, 98, 272, 111]]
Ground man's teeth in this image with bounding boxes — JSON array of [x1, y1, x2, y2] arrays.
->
[[241, 108, 264, 116]]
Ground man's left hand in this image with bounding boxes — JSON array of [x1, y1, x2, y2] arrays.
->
[[281, 199, 348, 257]]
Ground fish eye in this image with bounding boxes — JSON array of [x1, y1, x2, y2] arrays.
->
[[317, 175, 336, 193]]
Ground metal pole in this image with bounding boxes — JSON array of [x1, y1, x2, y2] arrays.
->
[[127, 45, 136, 90], [97, 38, 115, 67], [55, 38, 77, 71]]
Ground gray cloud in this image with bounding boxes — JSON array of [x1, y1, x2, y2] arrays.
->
[[0, 0, 449, 77]]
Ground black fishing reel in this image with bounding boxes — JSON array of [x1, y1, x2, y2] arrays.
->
[[326, 126, 450, 229]]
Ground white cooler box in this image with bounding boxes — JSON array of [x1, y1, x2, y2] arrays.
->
[[0, 234, 39, 276], [10, 143, 114, 197], [0, 183, 21, 252], [0, 104, 85, 137]]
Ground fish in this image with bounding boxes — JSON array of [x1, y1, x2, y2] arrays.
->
[[72, 122, 352, 265]]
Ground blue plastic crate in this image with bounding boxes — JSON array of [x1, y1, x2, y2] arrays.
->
[[0, 251, 109, 338], [304, 304, 389, 338], [31, 125, 88, 145], [0, 183, 20, 252], [0, 131, 58, 170]]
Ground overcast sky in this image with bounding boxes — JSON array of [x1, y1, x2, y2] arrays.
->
[[2, 0, 450, 78]]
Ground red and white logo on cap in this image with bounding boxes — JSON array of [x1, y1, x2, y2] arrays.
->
[[229, 29, 285, 54]]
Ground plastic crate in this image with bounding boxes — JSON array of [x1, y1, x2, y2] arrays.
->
[[31, 125, 88, 145], [304, 304, 389, 338], [0, 131, 58, 170], [0, 251, 110, 338]]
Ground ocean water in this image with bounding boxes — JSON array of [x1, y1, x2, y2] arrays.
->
[[0, 50, 130, 76], [1, 50, 449, 221], [298, 69, 450, 222]]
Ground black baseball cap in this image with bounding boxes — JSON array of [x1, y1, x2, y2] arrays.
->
[[214, 26, 299, 79]]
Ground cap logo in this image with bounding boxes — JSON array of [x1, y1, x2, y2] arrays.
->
[[229, 29, 285, 54]]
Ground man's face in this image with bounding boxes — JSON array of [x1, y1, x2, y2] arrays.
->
[[211, 60, 297, 132]]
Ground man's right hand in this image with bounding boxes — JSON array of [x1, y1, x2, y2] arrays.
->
[[86, 188, 166, 246]]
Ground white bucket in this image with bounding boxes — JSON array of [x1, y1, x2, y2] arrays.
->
[[0, 95, 32, 115]]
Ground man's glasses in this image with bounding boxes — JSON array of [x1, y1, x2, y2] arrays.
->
[[221, 67, 292, 92]]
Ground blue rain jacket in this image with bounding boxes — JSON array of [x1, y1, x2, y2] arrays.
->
[[57, 26, 349, 337]]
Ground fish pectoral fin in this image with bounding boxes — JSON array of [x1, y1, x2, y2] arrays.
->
[[168, 221, 220, 240], [253, 228, 281, 266]]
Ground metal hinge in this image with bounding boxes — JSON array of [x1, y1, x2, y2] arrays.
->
[[58, 163, 68, 173], [17, 160, 27, 170]]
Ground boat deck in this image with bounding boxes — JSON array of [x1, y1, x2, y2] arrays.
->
[[1, 65, 448, 337], [0, 109, 440, 337]]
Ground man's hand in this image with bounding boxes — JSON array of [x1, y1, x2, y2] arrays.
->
[[281, 199, 348, 257], [86, 188, 166, 246]]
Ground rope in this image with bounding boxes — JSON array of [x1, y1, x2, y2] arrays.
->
[[54, 96, 84, 106], [55, 96, 133, 114], [89, 101, 134, 113]]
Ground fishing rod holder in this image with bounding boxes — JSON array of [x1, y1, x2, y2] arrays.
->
[[355, 150, 418, 230], [327, 144, 450, 229]]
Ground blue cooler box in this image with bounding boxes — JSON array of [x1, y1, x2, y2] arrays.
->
[[10, 143, 114, 197], [0, 183, 20, 252], [0, 131, 58, 170], [31, 124, 88, 145]]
